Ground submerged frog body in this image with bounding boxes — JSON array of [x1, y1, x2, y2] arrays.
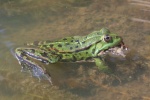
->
[[15, 28, 127, 84]]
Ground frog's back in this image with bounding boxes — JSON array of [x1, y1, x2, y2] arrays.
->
[[27, 28, 110, 53], [41, 32, 103, 53]]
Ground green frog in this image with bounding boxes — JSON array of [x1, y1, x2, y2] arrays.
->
[[15, 28, 127, 84]]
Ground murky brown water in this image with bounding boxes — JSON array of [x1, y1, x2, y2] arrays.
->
[[0, 0, 150, 100]]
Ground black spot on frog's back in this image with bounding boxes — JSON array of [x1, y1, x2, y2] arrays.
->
[[82, 41, 85, 44], [70, 47, 73, 50], [75, 46, 79, 48], [66, 43, 70, 45], [58, 44, 62, 47], [41, 52, 48, 58], [50, 44, 54, 48], [71, 40, 74, 42], [92, 49, 95, 54], [80, 57, 84, 60], [63, 38, 67, 40], [31, 49, 35, 53], [75, 40, 79, 43], [72, 55, 77, 62], [85, 57, 92, 61], [78, 53, 82, 55]]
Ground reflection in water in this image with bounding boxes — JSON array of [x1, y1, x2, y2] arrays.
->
[[130, 0, 150, 7], [0, 75, 4, 81], [131, 18, 150, 23], [129, 0, 150, 24], [0, 0, 150, 100], [0, 29, 5, 33]]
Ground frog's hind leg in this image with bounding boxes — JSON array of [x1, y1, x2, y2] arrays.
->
[[15, 48, 52, 84]]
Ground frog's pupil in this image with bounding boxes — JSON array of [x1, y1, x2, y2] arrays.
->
[[104, 35, 111, 42], [106, 36, 110, 40]]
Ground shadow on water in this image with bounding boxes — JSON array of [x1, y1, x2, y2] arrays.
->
[[106, 49, 148, 86], [43, 49, 148, 97]]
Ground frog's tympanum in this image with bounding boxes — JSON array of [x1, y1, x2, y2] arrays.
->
[[15, 28, 127, 84]]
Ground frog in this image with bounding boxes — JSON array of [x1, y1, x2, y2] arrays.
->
[[15, 28, 127, 84]]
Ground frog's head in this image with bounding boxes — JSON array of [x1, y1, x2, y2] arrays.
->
[[98, 28, 127, 57]]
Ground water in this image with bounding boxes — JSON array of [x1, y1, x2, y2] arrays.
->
[[0, 0, 150, 100]]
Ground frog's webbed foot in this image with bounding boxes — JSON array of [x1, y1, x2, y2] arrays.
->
[[15, 48, 53, 85], [93, 58, 112, 74]]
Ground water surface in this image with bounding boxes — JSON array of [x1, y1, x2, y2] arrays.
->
[[0, 0, 150, 100]]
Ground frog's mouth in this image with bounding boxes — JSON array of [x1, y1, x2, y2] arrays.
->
[[99, 41, 128, 57]]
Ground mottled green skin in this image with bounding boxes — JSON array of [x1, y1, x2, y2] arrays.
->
[[15, 28, 123, 81], [24, 28, 121, 62]]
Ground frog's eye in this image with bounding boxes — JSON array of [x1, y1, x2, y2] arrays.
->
[[104, 35, 112, 42]]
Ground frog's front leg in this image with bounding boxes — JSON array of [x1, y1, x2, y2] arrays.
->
[[93, 58, 112, 74], [15, 47, 58, 84]]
